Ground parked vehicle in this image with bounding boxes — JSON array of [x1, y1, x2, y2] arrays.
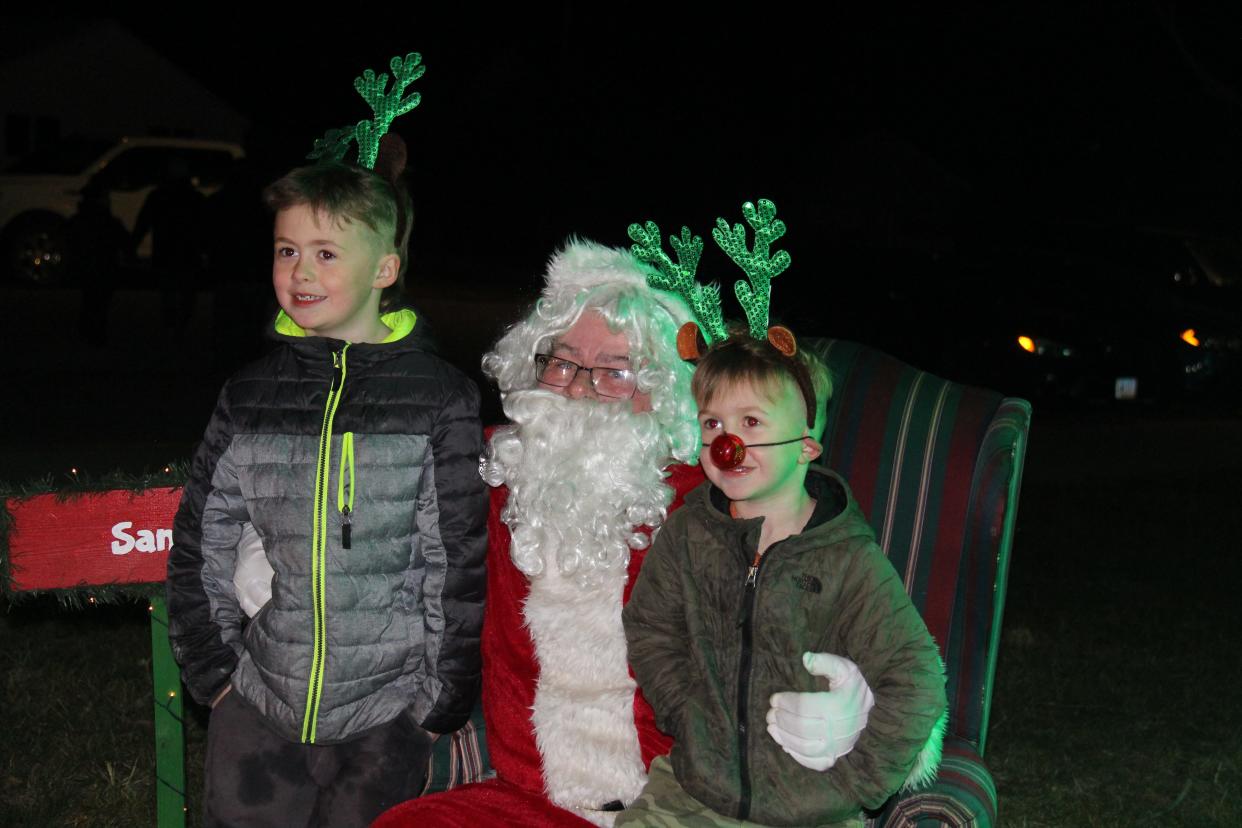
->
[[789, 228, 1242, 406], [934, 233, 1242, 405], [0, 136, 243, 284]]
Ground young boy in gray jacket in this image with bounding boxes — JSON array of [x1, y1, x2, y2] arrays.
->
[[167, 162, 487, 827]]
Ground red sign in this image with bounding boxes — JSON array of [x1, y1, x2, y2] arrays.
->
[[5, 487, 182, 592]]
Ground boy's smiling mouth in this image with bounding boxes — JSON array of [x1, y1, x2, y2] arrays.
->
[[294, 294, 327, 306]]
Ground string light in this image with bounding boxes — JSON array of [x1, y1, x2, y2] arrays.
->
[[163, 466, 172, 474]]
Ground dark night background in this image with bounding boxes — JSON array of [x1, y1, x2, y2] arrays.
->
[[9, 6, 1242, 403], [115, 5, 1242, 404], [3, 6, 1242, 824]]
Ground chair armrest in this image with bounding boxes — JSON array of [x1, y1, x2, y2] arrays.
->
[[424, 701, 492, 794], [870, 737, 997, 827]]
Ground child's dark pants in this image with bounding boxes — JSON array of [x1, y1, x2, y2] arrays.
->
[[203, 690, 432, 827]]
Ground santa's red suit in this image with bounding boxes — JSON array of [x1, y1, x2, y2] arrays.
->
[[374, 462, 705, 828]]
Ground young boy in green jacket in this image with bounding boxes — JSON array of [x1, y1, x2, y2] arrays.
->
[[621, 334, 946, 827]]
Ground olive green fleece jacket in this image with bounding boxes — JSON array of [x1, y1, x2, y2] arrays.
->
[[623, 467, 946, 826]]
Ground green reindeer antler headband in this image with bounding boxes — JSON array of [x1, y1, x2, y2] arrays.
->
[[712, 199, 792, 340], [628, 197, 795, 351], [627, 222, 727, 343], [628, 198, 814, 426], [307, 52, 426, 170]]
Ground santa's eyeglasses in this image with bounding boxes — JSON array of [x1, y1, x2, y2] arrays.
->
[[534, 354, 639, 399]]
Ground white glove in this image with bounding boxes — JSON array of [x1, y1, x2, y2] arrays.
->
[[766, 652, 876, 771], [233, 522, 274, 618]]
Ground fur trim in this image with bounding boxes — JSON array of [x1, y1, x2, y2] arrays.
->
[[544, 238, 656, 293], [902, 705, 948, 791], [480, 237, 701, 465], [524, 561, 647, 818]]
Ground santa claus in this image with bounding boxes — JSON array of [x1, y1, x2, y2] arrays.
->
[[375, 240, 871, 827]]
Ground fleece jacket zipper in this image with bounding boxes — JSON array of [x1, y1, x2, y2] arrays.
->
[[735, 544, 770, 821], [301, 344, 349, 743]]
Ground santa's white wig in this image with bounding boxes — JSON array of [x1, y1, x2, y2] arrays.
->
[[481, 239, 700, 587], [483, 239, 700, 464]]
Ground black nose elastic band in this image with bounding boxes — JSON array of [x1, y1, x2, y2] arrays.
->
[[701, 436, 805, 448]]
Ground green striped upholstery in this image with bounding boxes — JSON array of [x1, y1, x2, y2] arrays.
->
[[424, 703, 491, 794], [876, 738, 999, 827], [807, 339, 1029, 827]]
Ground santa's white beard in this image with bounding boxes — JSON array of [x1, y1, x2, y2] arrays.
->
[[482, 390, 674, 588], [482, 390, 676, 823]]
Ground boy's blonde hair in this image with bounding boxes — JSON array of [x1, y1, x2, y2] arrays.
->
[[692, 336, 832, 440], [263, 162, 413, 309]]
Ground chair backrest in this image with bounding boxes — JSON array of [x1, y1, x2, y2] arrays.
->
[[806, 338, 1030, 755]]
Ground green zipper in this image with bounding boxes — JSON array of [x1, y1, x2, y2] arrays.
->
[[301, 345, 349, 743]]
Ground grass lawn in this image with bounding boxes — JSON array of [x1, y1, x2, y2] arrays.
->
[[0, 597, 208, 827], [984, 412, 1242, 826]]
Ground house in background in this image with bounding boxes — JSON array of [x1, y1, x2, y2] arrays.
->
[[1, 18, 248, 165]]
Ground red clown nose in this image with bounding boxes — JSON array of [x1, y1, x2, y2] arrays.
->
[[709, 433, 747, 469]]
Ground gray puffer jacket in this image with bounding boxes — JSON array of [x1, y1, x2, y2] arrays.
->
[[168, 309, 487, 743], [623, 468, 946, 826]]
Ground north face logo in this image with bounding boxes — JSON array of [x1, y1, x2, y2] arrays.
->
[[793, 574, 822, 594]]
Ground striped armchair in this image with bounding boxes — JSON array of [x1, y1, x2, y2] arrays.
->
[[808, 338, 1030, 827]]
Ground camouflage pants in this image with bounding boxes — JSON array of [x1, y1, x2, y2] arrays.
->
[[203, 689, 431, 828], [615, 756, 864, 828]]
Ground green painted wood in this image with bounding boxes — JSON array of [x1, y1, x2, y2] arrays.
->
[[149, 595, 187, 828]]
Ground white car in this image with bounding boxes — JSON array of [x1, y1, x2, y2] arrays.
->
[[0, 136, 244, 283]]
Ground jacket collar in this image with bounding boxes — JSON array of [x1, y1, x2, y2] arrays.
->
[[696, 465, 858, 539], [272, 307, 418, 344]]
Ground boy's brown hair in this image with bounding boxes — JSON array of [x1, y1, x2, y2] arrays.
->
[[691, 335, 832, 439], [263, 162, 413, 309]]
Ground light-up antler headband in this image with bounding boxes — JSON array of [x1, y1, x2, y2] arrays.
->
[[627, 200, 817, 471], [627, 198, 812, 418], [307, 52, 425, 170]]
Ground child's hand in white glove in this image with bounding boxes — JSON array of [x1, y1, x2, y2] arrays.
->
[[766, 652, 876, 771]]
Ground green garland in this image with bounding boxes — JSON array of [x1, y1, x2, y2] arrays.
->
[[0, 463, 188, 609]]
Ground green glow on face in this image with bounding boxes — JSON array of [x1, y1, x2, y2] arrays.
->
[[697, 375, 811, 508]]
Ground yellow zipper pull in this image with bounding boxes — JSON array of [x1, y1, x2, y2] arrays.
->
[[331, 350, 343, 391], [337, 432, 355, 549]]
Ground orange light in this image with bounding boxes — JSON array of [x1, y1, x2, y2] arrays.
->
[[1017, 336, 1036, 353], [1181, 328, 1200, 347]]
